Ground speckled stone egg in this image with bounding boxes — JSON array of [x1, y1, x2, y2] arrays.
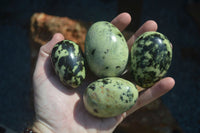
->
[[51, 40, 86, 88], [130, 31, 172, 88], [85, 21, 129, 77], [83, 77, 138, 118]]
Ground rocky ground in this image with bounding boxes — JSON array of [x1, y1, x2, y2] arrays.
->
[[0, 0, 200, 133]]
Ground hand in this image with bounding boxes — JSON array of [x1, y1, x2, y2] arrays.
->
[[32, 12, 175, 133]]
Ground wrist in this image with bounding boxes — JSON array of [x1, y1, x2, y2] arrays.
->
[[31, 121, 54, 133]]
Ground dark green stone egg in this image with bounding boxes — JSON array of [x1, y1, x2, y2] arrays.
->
[[85, 21, 129, 77], [51, 40, 86, 88], [83, 77, 138, 118], [130, 31, 172, 88]]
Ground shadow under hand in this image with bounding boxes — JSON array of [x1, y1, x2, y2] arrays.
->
[[43, 57, 75, 95]]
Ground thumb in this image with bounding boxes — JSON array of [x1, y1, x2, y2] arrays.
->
[[126, 77, 175, 115], [39, 33, 64, 58], [33, 33, 64, 79]]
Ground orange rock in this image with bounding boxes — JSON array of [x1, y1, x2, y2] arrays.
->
[[30, 12, 87, 52]]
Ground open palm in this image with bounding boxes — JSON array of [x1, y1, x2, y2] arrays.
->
[[32, 13, 175, 133]]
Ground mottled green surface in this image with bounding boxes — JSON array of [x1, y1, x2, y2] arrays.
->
[[51, 40, 85, 88], [85, 21, 128, 77], [83, 77, 138, 118], [130, 31, 172, 88]]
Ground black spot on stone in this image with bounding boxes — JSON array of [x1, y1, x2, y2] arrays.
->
[[149, 48, 158, 59], [89, 84, 96, 91], [78, 75, 84, 82], [139, 59, 148, 68], [118, 33, 122, 37], [58, 57, 66, 69], [71, 76, 82, 87], [125, 100, 128, 103], [159, 61, 165, 72], [105, 66, 109, 69], [153, 34, 164, 41], [105, 22, 109, 25], [167, 51, 170, 57], [61, 54, 81, 82], [116, 81, 120, 86], [143, 45, 150, 52], [142, 36, 149, 42], [148, 42, 155, 49], [141, 43, 155, 55], [74, 63, 83, 75], [120, 95, 123, 101], [126, 90, 134, 102], [149, 71, 156, 78], [63, 69, 72, 81], [61, 41, 76, 52], [118, 86, 122, 89], [91, 49, 96, 55], [102, 79, 109, 84], [93, 109, 98, 113], [116, 66, 120, 69], [137, 36, 144, 42], [102, 56, 105, 59], [159, 45, 167, 53], [147, 58, 153, 67], [104, 49, 109, 54], [72, 78, 78, 87]]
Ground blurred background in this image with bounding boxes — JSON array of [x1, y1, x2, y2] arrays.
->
[[0, 0, 200, 132]]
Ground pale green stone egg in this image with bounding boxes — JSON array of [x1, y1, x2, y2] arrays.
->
[[85, 21, 129, 77], [83, 77, 138, 118]]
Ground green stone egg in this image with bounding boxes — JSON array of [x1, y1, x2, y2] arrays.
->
[[83, 77, 138, 118], [130, 31, 172, 88], [85, 21, 129, 77], [51, 40, 86, 88]]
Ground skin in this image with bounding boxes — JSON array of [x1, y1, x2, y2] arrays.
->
[[32, 12, 175, 133]]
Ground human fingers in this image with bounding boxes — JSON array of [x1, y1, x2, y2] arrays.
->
[[33, 33, 64, 79], [40, 33, 64, 57], [126, 77, 175, 116], [127, 20, 158, 50], [111, 12, 131, 31]]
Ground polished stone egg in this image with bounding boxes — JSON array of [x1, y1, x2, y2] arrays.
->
[[130, 31, 172, 88], [83, 77, 138, 118], [85, 21, 129, 77], [51, 40, 85, 88]]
